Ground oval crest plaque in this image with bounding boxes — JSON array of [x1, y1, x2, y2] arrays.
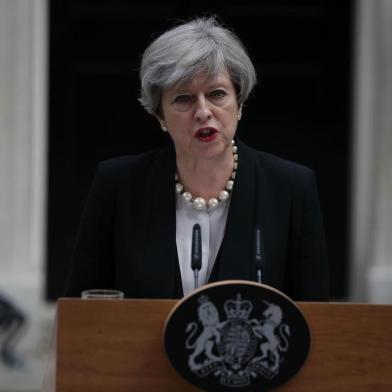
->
[[164, 280, 311, 391]]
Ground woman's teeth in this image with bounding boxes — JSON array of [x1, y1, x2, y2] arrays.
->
[[195, 128, 217, 142], [201, 129, 212, 135], [197, 128, 216, 137]]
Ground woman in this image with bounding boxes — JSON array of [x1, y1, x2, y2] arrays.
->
[[65, 17, 329, 300]]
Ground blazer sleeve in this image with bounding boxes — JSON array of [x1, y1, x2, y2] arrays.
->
[[64, 161, 117, 297], [286, 165, 330, 301]]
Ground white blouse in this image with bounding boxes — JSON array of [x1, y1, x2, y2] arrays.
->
[[175, 194, 230, 296]]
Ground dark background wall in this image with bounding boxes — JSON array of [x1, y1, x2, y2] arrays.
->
[[47, 0, 353, 300]]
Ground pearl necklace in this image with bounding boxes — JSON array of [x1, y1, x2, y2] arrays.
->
[[175, 141, 238, 211]]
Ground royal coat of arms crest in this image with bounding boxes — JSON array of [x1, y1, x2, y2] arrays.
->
[[185, 294, 291, 387]]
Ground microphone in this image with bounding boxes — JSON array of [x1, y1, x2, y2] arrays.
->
[[191, 224, 202, 289], [254, 224, 264, 284]]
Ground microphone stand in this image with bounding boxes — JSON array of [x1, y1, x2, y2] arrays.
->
[[194, 270, 199, 291], [255, 224, 264, 284]]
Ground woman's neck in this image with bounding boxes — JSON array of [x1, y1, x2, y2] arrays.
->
[[176, 150, 234, 201]]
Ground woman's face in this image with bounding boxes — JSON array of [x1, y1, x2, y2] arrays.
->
[[158, 72, 241, 162]]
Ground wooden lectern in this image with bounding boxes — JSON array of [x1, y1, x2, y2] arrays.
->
[[43, 299, 392, 391]]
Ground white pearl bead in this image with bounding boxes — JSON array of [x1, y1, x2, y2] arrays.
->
[[231, 140, 235, 145], [175, 183, 183, 193], [182, 192, 192, 202], [226, 180, 234, 190], [208, 198, 219, 209], [174, 147, 237, 211], [219, 190, 229, 201], [193, 197, 207, 210]]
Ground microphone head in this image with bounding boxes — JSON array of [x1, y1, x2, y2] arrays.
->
[[191, 224, 202, 271]]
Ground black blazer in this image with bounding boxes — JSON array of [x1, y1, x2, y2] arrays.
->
[[65, 139, 329, 300]]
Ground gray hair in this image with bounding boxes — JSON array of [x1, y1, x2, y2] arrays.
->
[[139, 17, 257, 116]]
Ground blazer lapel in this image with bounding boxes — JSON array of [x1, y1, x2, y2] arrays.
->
[[141, 146, 183, 298], [210, 140, 268, 282]]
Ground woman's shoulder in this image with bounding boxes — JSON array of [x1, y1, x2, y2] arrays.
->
[[86, 147, 174, 195], [239, 141, 321, 209], [239, 140, 315, 181], [96, 147, 173, 178], [258, 150, 314, 180], [99, 148, 166, 169]]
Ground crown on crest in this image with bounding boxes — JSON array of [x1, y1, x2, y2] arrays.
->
[[224, 293, 253, 320], [198, 295, 210, 305]]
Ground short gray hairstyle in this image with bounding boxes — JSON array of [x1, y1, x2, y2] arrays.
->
[[139, 17, 257, 116]]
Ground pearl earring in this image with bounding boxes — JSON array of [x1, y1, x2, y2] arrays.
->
[[162, 125, 168, 132], [238, 106, 243, 121]]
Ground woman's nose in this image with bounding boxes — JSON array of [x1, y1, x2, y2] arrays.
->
[[194, 96, 212, 122]]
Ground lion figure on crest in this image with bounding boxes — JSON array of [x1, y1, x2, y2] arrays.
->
[[186, 298, 224, 371]]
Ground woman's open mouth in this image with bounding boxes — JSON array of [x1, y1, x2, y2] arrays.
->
[[195, 127, 218, 142]]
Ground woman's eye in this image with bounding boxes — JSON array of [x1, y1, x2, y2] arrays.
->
[[210, 89, 227, 99], [173, 95, 191, 104]]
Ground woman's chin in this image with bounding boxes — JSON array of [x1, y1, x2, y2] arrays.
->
[[192, 139, 231, 160]]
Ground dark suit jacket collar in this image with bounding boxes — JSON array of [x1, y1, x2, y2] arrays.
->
[[209, 139, 267, 283], [139, 146, 182, 297]]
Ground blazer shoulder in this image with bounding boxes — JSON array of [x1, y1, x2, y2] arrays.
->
[[253, 150, 321, 210], [249, 147, 315, 184], [98, 149, 162, 173], [95, 148, 171, 184]]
